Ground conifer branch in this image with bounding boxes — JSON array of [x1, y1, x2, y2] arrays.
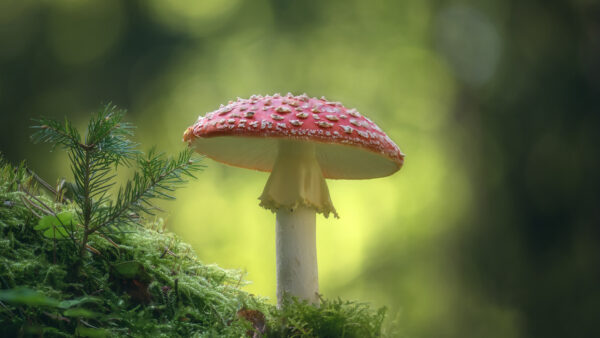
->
[[30, 104, 203, 268], [90, 148, 202, 233]]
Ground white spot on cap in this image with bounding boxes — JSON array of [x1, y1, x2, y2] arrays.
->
[[323, 106, 339, 114], [347, 109, 360, 117], [219, 106, 233, 115], [341, 125, 353, 134], [317, 121, 333, 128], [244, 111, 255, 118], [325, 115, 339, 121], [275, 106, 292, 114], [357, 130, 369, 138], [290, 119, 303, 126], [296, 112, 309, 119], [271, 114, 284, 121], [261, 120, 273, 129]]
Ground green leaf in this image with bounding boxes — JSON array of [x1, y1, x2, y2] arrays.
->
[[35, 211, 74, 230], [58, 296, 101, 309], [76, 326, 109, 338], [43, 226, 69, 239], [35, 215, 55, 231], [112, 261, 152, 282], [63, 308, 98, 318], [35, 212, 75, 239], [0, 288, 60, 307]]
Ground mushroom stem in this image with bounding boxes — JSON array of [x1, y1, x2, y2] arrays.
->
[[259, 140, 335, 307], [259, 140, 337, 217], [276, 206, 319, 306]]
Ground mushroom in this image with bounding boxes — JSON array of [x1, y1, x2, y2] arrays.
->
[[183, 94, 404, 306]]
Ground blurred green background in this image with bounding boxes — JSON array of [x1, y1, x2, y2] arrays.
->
[[1, 0, 599, 337]]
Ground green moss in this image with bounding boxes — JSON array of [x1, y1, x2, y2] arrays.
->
[[266, 298, 386, 338], [0, 158, 388, 337]]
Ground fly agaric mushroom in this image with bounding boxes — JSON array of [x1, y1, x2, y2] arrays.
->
[[183, 93, 404, 306]]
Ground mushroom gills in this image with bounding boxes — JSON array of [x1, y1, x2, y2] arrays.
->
[[191, 136, 400, 179], [259, 140, 338, 218]]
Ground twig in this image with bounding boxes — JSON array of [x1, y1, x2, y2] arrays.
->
[[79, 319, 98, 329], [0, 300, 15, 319], [174, 278, 179, 305], [235, 271, 245, 289], [90, 289, 104, 296], [18, 194, 42, 218], [19, 184, 79, 247], [160, 246, 169, 258], [160, 246, 177, 259], [18, 184, 54, 214], [99, 234, 120, 249], [26, 168, 71, 203], [85, 244, 102, 256]]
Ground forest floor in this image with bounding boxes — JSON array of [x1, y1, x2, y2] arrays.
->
[[0, 158, 390, 337]]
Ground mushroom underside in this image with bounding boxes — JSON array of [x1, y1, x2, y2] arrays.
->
[[191, 136, 400, 180]]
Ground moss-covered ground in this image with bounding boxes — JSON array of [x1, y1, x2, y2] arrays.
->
[[0, 159, 388, 337]]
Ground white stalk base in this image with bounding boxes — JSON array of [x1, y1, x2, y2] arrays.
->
[[276, 206, 319, 307]]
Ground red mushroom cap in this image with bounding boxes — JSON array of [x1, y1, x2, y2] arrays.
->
[[183, 93, 405, 179]]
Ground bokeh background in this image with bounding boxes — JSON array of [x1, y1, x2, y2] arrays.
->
[[1, 0, 599, 337]]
